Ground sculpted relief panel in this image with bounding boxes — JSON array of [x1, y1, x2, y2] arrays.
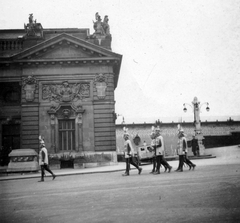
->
[[22, 76, 38, 102], [94, 73, 108, 99], [42, 81, 90, 102]]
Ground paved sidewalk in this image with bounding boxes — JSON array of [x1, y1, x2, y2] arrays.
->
[[0, 162, 127, 181], [0, 145, 239, 181]]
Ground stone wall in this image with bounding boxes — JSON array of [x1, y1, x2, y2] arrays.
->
[[116, 121, 240, 156]]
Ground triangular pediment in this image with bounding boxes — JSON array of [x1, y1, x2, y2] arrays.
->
[[12, 33, 121, 61], [26, 44, 95, 59]]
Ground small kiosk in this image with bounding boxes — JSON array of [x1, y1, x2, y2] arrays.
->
[[7, 149, 39, 173]]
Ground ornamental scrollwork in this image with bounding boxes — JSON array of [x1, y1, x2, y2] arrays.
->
[[42, 81, 90, 102], [21, 76, 38, 102], [94, 73, 108, 99], [94, 73, 108, 83]]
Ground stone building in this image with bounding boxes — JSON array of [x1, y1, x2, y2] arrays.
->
[[0, 14, 122, 168]]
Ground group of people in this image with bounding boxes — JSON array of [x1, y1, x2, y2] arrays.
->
[[37, 124, 196, 181], [122, 125, 196, 176], [149, 126, 172, 174]]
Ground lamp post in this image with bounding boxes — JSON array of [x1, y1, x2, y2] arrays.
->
[[183, 96, 210, 155]]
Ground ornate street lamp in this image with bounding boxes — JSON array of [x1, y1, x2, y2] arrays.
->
[[183, 97, 210, 155]]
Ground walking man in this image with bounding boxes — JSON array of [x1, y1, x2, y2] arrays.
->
[[175, 127, 196, 172], [153, 126, 172, 174], [149, 126, 157, 174], [122, 127, 142, 176], [38, 135, 56, 182]]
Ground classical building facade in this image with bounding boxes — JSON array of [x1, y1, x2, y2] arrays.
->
[[0, 14, 122, 168]]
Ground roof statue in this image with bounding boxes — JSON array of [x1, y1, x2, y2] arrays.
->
[[102, 15, 110, 35], [28, 13, 35, 24], [89, 12, 111, 40], [24, 13, 43, 38]]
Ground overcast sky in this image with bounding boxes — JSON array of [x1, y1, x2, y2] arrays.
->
[[1, 0, 240, 124]]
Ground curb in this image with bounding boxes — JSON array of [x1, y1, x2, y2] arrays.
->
[[0, 168, 126, 181]]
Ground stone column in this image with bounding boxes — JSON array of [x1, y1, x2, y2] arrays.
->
[[192, 97, 205, 155], [77, 113, 83, 151], [50, 114, 56, 153]]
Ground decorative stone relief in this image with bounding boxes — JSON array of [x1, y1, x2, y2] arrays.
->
[[77, 113, 83, 125], [50, 114, 55, 126], [94, 73, 108, 99], [42, 81, 90, 102], [21, 76, 38, 102], [47, 103, 85, 122], [62, 109, 71, 119]]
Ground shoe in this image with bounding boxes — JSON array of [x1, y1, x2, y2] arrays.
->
[[192, 164, 196, 170], [168, 166, 172, 173], [153, 171, 160, 175], [164, 167, 167, 172], [176, 169, 183, 172], [138, 168, 142, 175], [122, 173, 129, 176], [52, 175, 56, 180], [175, 169, 180, 172], [189, 165, 192, 170], [149, 170, 155, 174], [38, 179, 44, 182]]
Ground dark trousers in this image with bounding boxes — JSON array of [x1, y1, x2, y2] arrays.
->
[[151, 156, 156, 172], [40, 164, 54, 180], [176, 155, 184, 171], [125, 157, 140, 174], [177, 155, 195, 171], [183, 155, 195, 167], [156, 155, 170, 173]]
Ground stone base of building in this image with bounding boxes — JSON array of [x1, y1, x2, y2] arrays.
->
[[49, 151, 118, 169]]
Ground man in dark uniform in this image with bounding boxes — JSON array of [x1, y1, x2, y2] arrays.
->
[[192, 135, 199, 156]]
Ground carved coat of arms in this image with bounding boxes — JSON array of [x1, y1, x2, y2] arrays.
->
[[42, 81, 90, 102]]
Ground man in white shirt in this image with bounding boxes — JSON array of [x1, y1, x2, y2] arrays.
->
[[122, 128, 142, 176], [153, 127, 172, 174], [38, 136, 56, 182]]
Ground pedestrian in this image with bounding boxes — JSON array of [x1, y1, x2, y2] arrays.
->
[[192, 135, 199, 156], [153, 126, 172, 174], [122, 127, 142, 176], [149, 126, 157, 174], [38, 135, 56, 182], [175, 126, 196, 172]]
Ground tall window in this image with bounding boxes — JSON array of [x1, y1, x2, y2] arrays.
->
[[59, 120, 75, 151]]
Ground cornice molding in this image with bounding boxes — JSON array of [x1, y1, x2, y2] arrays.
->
[[0, 58, 120, 67]]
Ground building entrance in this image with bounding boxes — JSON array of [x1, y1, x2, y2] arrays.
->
[[1, 124, 20, 165]]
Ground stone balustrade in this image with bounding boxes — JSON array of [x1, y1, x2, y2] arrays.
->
[[0, 40, 23, 50]]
